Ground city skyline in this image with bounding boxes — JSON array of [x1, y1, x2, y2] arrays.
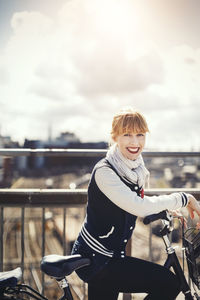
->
[[0, 0, 200, 150]]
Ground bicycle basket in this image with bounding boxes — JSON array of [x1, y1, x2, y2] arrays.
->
[[183, 227, 200, 289]]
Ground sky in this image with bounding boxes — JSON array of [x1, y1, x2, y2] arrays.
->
[[0, 0, 200, 150]]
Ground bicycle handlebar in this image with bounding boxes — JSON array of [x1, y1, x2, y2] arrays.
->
[[143, 210, 170, 225]]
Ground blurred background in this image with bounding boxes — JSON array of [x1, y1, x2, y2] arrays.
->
[[1, 1, 200, 299]]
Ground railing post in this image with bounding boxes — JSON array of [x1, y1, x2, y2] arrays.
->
[[63, 208, 67, 255], [0, 207, 4, 271], [41, 208, 46, 295], [21, 207, 25, 279]]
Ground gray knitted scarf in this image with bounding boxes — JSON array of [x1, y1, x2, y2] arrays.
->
[[106, 143, 149, 188]]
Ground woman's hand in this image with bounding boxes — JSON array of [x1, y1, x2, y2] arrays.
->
[[186, 194, 200, 219], [171, 210, 187, 227]]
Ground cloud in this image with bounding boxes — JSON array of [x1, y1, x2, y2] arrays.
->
[[11, 10, 53, 35], [146, 106, 200, 150], [74, 50, 164, 96], [0, 62, 9, 85], [25, 0, 164, 101], [184, 57, 196, 65], [57, 0, 164, 95]]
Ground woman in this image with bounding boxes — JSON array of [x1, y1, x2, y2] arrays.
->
[[72, 107, 200, 300]]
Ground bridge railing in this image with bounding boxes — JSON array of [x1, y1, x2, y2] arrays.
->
[[0, 149, 199, 300]]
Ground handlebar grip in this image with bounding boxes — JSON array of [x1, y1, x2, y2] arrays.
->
[[143, 210, 168, 225]]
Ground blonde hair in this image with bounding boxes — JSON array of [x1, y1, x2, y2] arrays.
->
[[111, 107, 149, 140]]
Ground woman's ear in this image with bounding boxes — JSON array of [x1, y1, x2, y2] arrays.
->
[[108, 137, 116, 147], [112, 136, 118, 143]]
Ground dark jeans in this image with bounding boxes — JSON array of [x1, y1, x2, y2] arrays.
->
[[88, 256, 181, 300]]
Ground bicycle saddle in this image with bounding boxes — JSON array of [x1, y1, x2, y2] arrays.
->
[[40, 254, 91, 279], [0, 267, 22, 288]]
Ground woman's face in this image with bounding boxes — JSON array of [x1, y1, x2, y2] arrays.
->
[[114, 132, 146, 160]]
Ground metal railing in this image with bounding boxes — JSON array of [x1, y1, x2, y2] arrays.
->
[[0, 148, 200, 300], [0, 148, 200, 157], [1, 187, 200, 265]]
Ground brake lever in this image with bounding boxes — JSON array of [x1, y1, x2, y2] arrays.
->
[[161, 212, 173, 235]]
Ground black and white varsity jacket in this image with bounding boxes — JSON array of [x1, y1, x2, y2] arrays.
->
[[71, 158, 143, 282]]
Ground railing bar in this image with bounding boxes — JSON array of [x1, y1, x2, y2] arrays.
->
[[41, 208, 45, 295], [0, 188, 200, 208], [63, 208, 66, 256], [21, 207, 25, 279], [0, 148, 199, 157], [0, 148, 107, 157], [0, 207, 4, 271], [0, 188, 199, 194]]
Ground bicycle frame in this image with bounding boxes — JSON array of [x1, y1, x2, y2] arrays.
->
[[161, 219, 200, 300], [56, 278, 74, 300]]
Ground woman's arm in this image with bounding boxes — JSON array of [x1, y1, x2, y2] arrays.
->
[[95, 166, 199, 218]]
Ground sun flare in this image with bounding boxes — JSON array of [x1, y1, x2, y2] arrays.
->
[[93, 0, 141, 38]]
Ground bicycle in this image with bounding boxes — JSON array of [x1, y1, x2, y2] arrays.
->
[[40, 210, 200, 299], [143, 210, 200, 299], [1, 210, 200, 299]]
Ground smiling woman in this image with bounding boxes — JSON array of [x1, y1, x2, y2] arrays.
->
[[71, 106, 200, 300]]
